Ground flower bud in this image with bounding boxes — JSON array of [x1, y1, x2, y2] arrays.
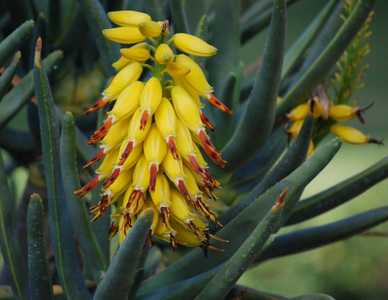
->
[[103, 62, 143, 100], [172, 33, 217, 57], [110, 81, 144, 121], [155, 43, 174, 64], [139, 21, 163, 38], [329, 104, 360, 121], [287, 103, 309, 121], [330, 124, 371, 144], [108, 10, 151, 26], [120, 43, 150, 62], [139, 77, 162, 129], [102, 27, 145, 44], [112, 56, 131, 71]]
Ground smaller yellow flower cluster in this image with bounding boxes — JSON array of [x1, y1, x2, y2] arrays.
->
[[75, 10, 231, 249], [287, 97, 379, 155]]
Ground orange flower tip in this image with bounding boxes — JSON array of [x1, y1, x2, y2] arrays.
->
[[73, 176, 100, 197], [83, 149, 106, 169], [149, 163, 158, 191], [103, 167, 121, 188], [140, 111, 150, 130], [272, 187, 289, 212], [167, 136, 179, 159], [88, 117, 113, 144], [188, 155, 202, 174], [197, 129, 226, 168], [177, 179, 191, 200], [200, 111, 215, 131], [207, 94, 232, 115], [118, 141, 134, 165], [84, 98, 109, 115]]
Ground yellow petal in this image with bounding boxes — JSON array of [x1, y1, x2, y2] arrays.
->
[[103, 62, 143, 99], [110, 81, 144, 121], [287, 103, 309, 121], [107, 10, 151, 27], [102, 27, 145, 44], [150, 174, 171, 209], [120, 43, 150, 62], [330, 124, 370, 144], [140, 77, 163, 115], [112, 56, 131, 71], [329, 104, 358, 121], [155, 43, 174, 64], [287, 120, 304, 139], [139, 21, 163, 38], [172, 33, 217, 57], [155, 98, 177, 140], [144, 125, 167, 164]]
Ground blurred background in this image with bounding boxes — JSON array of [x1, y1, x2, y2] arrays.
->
[[240, 1, 388, 299]]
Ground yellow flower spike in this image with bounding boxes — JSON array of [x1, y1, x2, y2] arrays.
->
[[287, 103, 309, 121], [112, 56, 131, 71], [139, 77, 163, 130], [102, 27, 145, 44], [155, 98, 179, 159], [155, 43, 174, 64], [162, 150, 191, 201], [103, 62, 143, 100], [139, 20, 163, 38], [330, 124, 381, 144], [107, 10, 151, 27], [174, 54, 213, 96], [83, 118, 129, 168], [144, 126, 168, 191], [287, 120, 304, 139], [88, 81, 144, 145], [120, 44, 150, 62], [172, 33, 217, 57]]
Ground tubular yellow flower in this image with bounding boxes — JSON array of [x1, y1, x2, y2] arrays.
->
[[144, 126, 168, 190], [287, 103, 309, 121], [102, 27, 145, 44], [139, 77, 163, 129], [139, 21, 163, 38], [287, 120, 304, 139], [120, 43, 150, 62], [329, 104, 368, 123], [112, 56, 131, 71], [103, 62, 143, 100], [166, 62, 190, 77], [330, 124, 372, 144], [108, 10, 151, 26], [172, 33, 217, 57], [155, 43, 174, 64]]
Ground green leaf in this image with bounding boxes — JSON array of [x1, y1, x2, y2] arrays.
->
[[34, 40, 91, 300], [227, 285, 289, 300], [0, 152, 28, 299], [258, 206, 388, 264], [0, 51, 20, 98], [94, 209, 153, 300], [222, 117, 313, 225], [168, 0, 190, 33], [0, 20, 34, 67], [140, 0, 168, 20], [276, 0, 375, 117], [138, 139, 341, 295], [60, 112, 107, 278], [281, 0, 338, 79], [27, 193, 53, 300], [169, 0, 209, 34], [240, 0, 301, 44], [79, 0, 120, 76], [291, 294, 335, 300], [222, 0, 286, 169], [0, 50, 63, 130], [287, 156, 388, 225], [195, 193, 291, 300]]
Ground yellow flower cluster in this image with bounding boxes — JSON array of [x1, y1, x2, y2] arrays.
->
[[287, 97, 379, 155], [75, 10, 231, 249]]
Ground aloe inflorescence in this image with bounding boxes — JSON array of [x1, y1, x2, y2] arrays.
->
[[0, 0, 386, 299]]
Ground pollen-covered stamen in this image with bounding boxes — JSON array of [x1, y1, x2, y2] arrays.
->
[[200, 111, 215, 131], [126, 189, 145, 215], [87, 116, 114, 145], [74, 175, 100, 198], [197, 129, 226, 168], [85, 97, 109, 114], [90, 194, 110, 221], [140, 110, 150, 130], [83, 148, 106, 168], [149, 163, 159, 191], [118, 140, 135, 165], [167, 136, 179, 159], [103, 166, 122, 188], [194, 196, 222, 227], [207, 94, 232, 114], [187, 221, 205, 240], [108, 222, 118, 239]]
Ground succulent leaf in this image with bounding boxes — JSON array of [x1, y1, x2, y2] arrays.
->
[[0, 51, 21, 98]]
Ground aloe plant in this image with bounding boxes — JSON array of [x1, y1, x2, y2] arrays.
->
[[0, 0, 385, 299]]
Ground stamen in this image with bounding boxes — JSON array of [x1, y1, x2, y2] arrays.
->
[[207, 94, 232, 114], [74, 175, 100, 198], [87, 116, 113, 144], [118, 140, 134, 166], [83, 148, 106, 168], [103, 166, 122, 188], [200, 111, 215, 131], [197, 129, 226, 168], [85, 97, 109, 114]]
